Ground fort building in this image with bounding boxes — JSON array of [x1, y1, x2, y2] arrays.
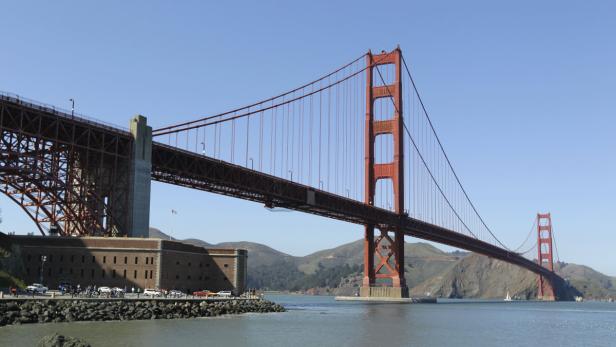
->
[[3, 234, 247, 295]]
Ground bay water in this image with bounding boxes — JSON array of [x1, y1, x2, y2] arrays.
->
[[1, 295, 615, 346]]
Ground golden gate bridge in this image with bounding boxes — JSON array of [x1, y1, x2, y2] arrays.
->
[[0, 47, 564, 300]]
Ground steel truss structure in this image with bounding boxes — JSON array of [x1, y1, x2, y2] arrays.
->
[[0, 94, 132, 236]]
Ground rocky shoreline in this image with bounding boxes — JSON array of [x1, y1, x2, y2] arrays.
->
[[0, 298, 285, 326]]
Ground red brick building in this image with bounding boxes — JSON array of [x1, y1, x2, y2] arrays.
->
[[7, 235, 247, 294]]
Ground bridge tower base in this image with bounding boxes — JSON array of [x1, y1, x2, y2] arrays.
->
[[537, 213, 556, 301], [361, 48, 408, 299]]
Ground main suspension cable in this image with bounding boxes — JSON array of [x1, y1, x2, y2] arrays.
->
[[154, 53, 368, 134], [512, 217, 537, 253], [401, 55, 512, 251], [372, 63, 480, 240]]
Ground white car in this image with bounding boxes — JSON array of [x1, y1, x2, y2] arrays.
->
[[112, 287, 125, 293], [98, 286, 112, 294], [143, 288, 162, 297], [26, 283, 48, 294], [169, 290, 184, 297], [217, 290, 232, 297]]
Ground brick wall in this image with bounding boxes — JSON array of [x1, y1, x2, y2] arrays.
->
[[8, 235, 246, 294]]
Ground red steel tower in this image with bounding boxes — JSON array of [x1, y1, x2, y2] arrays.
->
[[537, 212, 555, 300], [361, 48, 408, 298]]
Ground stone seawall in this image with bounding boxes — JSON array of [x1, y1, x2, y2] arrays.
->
[[0, 298, 285, 326]]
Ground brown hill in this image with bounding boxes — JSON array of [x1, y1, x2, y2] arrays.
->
[[149, 228, 614, 300]]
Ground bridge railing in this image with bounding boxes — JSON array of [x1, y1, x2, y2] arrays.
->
[[0, 91, 130, 135]]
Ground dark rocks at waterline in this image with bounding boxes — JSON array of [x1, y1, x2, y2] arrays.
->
[[38, 333, 91, 347], [0, 299, 285, 326]]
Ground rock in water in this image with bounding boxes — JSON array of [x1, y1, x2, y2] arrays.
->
[[37, 333, 91, 347]]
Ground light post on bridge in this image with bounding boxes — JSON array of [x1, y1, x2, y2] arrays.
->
[[69, 98, 75, 117], [39, 255, 47, 284]]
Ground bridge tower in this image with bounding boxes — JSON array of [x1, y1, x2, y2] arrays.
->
[[361, 48, 408, 298], [537, 212, 556, 300], [127, 115, 152, 238]]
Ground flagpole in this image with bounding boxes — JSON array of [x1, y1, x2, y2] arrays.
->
[[170, 209, 178, 239]]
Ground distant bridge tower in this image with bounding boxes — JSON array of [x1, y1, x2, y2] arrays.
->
[[537, 212, 556, 300], [361, 47, 409, 298]]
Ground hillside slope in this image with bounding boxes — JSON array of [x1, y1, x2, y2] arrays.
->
[[148, 228, 614, 300]]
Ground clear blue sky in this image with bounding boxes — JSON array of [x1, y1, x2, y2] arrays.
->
[[1, 1, 615, 275]]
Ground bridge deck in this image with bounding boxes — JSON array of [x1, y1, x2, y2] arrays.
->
[[151, 143, 554, 279]]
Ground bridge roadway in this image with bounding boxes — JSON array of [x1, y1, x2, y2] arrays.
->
[[151, 143, 555, 279], [0, 95, 556, 281]]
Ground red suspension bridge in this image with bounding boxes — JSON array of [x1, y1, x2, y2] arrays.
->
[[0, 47, 565, 300]]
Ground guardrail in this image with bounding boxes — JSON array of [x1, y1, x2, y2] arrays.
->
[[0, 91, 130, 135]]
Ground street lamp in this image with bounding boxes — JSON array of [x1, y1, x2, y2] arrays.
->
[[69, 98, 75, 117], [40, 255, 47, 284], [200, 142, 206, 155]]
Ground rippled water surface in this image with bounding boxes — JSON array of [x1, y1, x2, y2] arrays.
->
[[1, 295, 615, 346]]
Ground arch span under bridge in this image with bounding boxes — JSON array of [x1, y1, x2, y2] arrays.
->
[[0, 47, 566, 300]]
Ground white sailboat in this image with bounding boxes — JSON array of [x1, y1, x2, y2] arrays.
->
[[504, 291, 512, 301]]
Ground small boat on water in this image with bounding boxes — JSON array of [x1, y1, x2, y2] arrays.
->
[[504, 291, 512, 302]]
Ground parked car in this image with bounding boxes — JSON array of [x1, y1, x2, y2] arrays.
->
[[26, 283, 48, 294], [111, 287, 125, 293], [143, 288, 162, 297], [193, 290, 212, 297], [216, 290, 232, 297], [98, 286, 112, 294], [169, 290, 184, 297], [58, 281, 72, 293]]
